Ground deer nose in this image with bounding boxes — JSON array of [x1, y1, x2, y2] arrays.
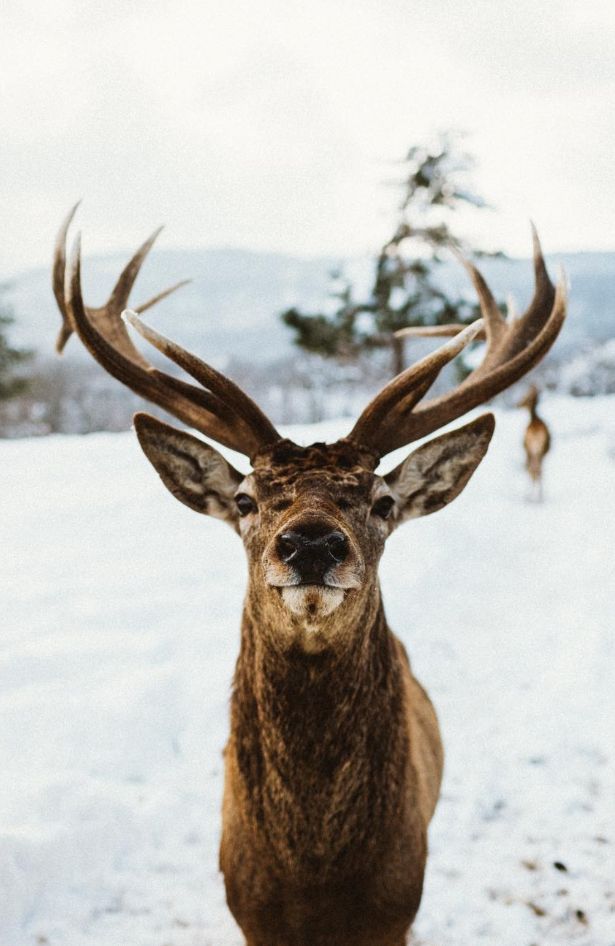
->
[[276, 528, 349, 582]]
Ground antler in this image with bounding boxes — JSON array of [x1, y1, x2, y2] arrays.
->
[[395, 324, 487, 340], [53, 202, 191, 357], [53, 206, 281, 457], [347, 226, 566, 458]]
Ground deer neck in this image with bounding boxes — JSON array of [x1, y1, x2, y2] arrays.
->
[[527, 395, 540, 421], [230, 582, 410, 879]]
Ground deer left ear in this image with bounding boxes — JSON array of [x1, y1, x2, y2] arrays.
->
[[384, 413, 495, 524], [133, 412, 244, 527]]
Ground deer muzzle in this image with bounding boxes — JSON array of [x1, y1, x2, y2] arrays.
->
[[263, 515, 364, 607], [276, 527, 349, 584]]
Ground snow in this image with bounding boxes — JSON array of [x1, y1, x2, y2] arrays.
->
[[1, 396, 614, 946]]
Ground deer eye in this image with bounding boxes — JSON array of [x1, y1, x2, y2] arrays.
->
[[235, 493, 257, 517], [371, 495, 395, 520]]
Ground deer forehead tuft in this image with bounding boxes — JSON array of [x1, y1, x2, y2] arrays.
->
[[251, 439, 377, 497]]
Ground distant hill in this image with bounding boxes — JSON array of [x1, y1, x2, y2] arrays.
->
[[5, 247, 340, 367], [5, 247, 615, 367]]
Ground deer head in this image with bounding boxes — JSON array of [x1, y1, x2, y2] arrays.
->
[[53, 208, 566, 649]]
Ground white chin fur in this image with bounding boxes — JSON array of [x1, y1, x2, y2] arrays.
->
[[280, 585, 345, 620]]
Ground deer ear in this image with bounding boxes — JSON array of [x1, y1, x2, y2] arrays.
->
[[384, 413, 495, 525], [133, 412, 243, 526]]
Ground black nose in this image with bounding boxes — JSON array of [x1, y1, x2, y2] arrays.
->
[[276, 527, 348, 582]]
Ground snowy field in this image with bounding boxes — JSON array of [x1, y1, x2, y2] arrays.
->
[[1, 396, 614, 946]]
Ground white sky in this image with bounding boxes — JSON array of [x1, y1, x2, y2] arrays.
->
[[2, 0, 615, 274]]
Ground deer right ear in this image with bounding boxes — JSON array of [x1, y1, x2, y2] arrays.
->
[[133, 412, 243, 527], [384, 413, 495, 524]]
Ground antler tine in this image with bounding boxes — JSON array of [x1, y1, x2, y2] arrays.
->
[[123, 309, 281, 448], [135, 278, 192, 314], [348, 227, 566, 459], [450, 246, 507, 349], [106, 226, 164, 311], [53, 208, 149, 366], [495, 223, 555, 360], [53, 209, 190, 366], [63, 232, 273, 456], [348, 319, 485, 449], [53, 200, 81, 353], [107, 228, 191, 318], [395, 324, 486, 340]]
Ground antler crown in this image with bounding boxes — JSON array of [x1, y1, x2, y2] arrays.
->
[[53, 208, 566, 463]]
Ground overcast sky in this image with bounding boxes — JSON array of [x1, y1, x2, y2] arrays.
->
[[2, 0, 615, 275]]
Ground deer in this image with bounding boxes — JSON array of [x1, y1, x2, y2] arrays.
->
[[517, 384, 550, 501], [52, 206, 566, 946]]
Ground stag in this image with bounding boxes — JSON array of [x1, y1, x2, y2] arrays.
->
[[53, 207, 565, 946]]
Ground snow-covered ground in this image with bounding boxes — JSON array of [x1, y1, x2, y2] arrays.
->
[[1, 397, 614, 946]]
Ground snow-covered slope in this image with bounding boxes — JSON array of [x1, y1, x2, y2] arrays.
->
[[1, 397, 614, 945]]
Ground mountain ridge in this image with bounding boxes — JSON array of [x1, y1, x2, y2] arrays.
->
[[5, 247, 614, 366]]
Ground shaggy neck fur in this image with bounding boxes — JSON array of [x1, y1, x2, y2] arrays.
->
[[231, 582, 411, 884]]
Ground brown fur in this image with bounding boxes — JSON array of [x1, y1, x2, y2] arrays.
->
[[51, 212, 566, 945], [221, 606, 441, 946], [519, 386, 550, 494], [130, 413, 496, 946], [524, 419, 550, 481]]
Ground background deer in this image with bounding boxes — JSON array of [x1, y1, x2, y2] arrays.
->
[[517, 384, 550, 500], [53, 208, 565, 946]]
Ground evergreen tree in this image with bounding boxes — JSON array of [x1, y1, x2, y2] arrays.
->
[[0, 286, 31, 399], [282, 134, 503, 376]]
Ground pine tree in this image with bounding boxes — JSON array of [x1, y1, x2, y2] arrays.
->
[[282, 133, 503, 377]]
